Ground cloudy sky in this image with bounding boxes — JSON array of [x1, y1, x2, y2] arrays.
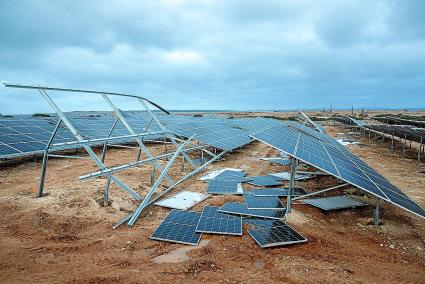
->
[[1, 0, 424, 114]]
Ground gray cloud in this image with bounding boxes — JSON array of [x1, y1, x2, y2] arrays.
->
[[0, 0, 424, 114]]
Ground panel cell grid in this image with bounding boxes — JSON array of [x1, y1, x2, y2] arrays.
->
[[206, 179, 239, 195], [195, 206, 242, 235], [245, 218, 307, 248], [150, 209, 202, 245], [243, 192, 286, 210]]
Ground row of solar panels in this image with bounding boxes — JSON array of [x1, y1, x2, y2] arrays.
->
[[374, 116, 425, 129], [333, 114, 425, 143], [0, 112, 283, 159], [251, 122, 425, 219]]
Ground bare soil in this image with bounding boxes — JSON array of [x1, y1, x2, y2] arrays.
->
[[1, 116, 425, 283]]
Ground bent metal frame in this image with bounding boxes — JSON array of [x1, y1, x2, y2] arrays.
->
[[4, 83, 226, 227]]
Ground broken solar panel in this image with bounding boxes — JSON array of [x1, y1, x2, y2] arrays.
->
[[251, 123, 425, 220], [302, 196, 367, 211], [243, 192, 286, 210], [212, 170, 251, 182], [150, 209, 202, 245], [218, 202, 285, 220], [246, 175, 283, 187], [154, 191, 210, 210], [196, 206, 242, 235], [206, 179, 239, 195], [245, 218, 307, 248], [252, 187, 307, 197]]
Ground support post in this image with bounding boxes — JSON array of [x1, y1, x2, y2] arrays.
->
[[103, 175, 112, 206], [374, 198, 380, 226], [101, 117, 119, 163], [286, 158, 298, 214], [419, 137, 423, 162], [38, 118, 62, 197]]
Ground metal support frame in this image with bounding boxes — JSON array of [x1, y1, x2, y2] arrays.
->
[[138, 98, 197, 169], [101, 117, 119, 163], [4, 83, 227, 226], [286, 158, 298, 214], [127, 135, 194, 226]]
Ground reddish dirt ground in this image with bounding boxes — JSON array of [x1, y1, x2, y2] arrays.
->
[[0, 117, 425, 283]]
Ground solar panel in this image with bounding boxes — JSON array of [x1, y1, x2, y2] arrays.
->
[[246, 175, 283, 187], [245, 218, 307, 248], [154, 191, 211, 210], [206, 179, 239, 195], [196, 206, 242, 235], [218, 202, 286, 220], [251, 124, 425, 220], [150, 209, 202, 245], [302, 196, 368, 211], [252, 187, 307, 197], [243, 192, 286, 210]]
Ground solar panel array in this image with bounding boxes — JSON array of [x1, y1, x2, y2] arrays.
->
[[195, 206, 242, 235], [150, 209, 202, 245], [251, 123, 425, 219], [245, 218, 307, 248], [0, 113, 285, 159]]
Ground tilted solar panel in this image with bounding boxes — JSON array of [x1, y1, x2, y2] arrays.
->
[[251, 125, 425, 219]]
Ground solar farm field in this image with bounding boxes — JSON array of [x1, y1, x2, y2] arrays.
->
[[0, 110, 424, 283]]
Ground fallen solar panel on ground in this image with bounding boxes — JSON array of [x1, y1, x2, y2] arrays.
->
[[196, 206, 242, 235], [302, 195, 368, 211], [247, 175, 283, 187], [251, 187, 307, 197], [150, 209, 202, 245], [245, 218, 307, 248], [219, 202, 286, 220], [154, 191, 210, 210], [243, 191, 286, 210], [206, 179, 239, 195]]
